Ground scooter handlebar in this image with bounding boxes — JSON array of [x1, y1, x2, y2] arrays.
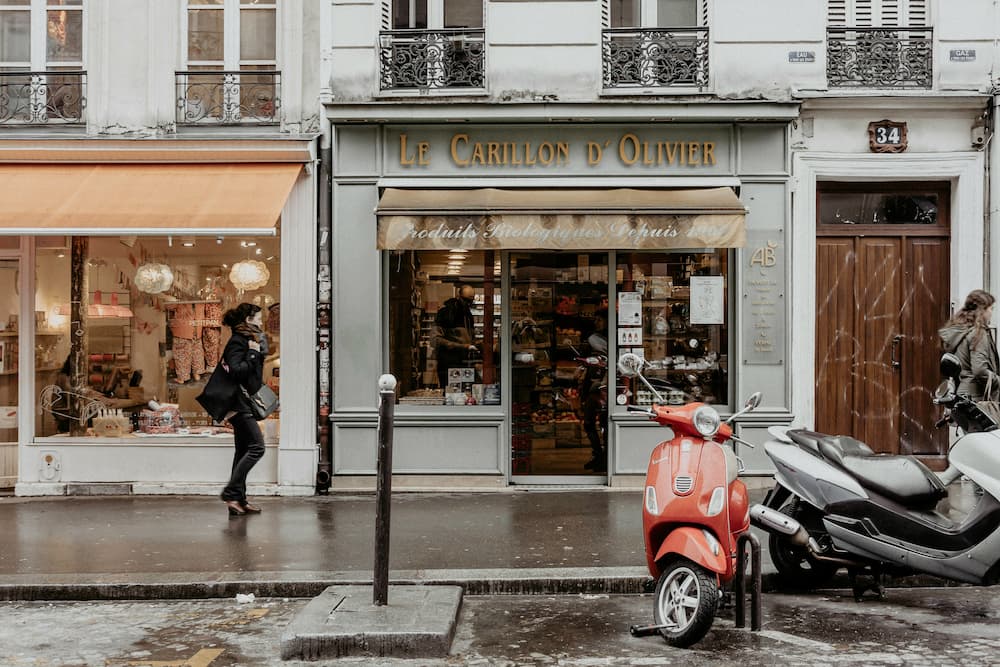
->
[[626, 405, 656, 417]]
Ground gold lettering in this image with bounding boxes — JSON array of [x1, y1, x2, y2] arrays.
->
[[417, 142, 430, 166], [538, 142, 554, 165], [665, 142, 679, 164], [703, 141, 716, 165], [587, 141, 603, 165], [619, 133, 639, 165], [450, 134, 470, 167], [503, 142, 509, 165], [471, 142, 486, 165], [524, 143, 536, 165], [642, 141, 654, 165], [510, 142, 522, 166], [399, 134, 415, 166], [688, 142, 699, 165], [488, 142, 502, 165], [556, 142, 569, 165]]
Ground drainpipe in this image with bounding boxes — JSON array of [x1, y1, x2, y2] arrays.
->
[[989, 0, 1000, 296], [316, 115, 333, 493]]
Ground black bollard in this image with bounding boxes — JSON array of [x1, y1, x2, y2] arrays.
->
[[373, 374, 397, 606]]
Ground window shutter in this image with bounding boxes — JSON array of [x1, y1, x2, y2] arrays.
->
[[881, 0, 900, 26], [381, 0, 390, 30], [828, 0, 847, 26], [853, 0, 873, 26], [698, 0, 709, 27], [601, 0, 610, 29], [905, 0, 928, 26]]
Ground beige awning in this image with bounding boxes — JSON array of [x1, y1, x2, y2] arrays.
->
[[0, 163, 302, 235], [376, 187, 746, 250]]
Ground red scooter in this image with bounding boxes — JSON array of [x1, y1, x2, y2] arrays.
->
[[618, 353, 761, 647]]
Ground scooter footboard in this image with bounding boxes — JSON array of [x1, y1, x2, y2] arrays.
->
[[653, 526, 730, 579]]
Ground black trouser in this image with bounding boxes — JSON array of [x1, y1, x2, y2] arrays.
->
[[582, 390, 606, 457], [221, 412, 265, 502]]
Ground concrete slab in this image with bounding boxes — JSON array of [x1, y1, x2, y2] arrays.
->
[[279, 584, 463, 661]]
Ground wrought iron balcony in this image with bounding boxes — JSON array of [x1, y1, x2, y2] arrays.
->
[[0, 71, 86, 125], [175, 71, 280, 125], [602, 27, 709, 90], [379, 29, 485, 91], [827, 27, 933, 89]]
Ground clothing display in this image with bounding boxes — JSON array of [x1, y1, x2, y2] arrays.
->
[[166, 301, 223, 384]]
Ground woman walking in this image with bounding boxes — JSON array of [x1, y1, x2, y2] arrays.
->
[[197, 302, 268, 516], [939, 289, 999, 403]]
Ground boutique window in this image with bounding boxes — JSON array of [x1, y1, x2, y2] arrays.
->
[[34, 234, 281, 441], [388, 249, 500, 406], [615, 250, 729, 407]]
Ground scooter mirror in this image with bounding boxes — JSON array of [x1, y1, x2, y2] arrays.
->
[[940, 352, 961, 381], [744, 392, 763, 410], [618, 352, 644, 377]]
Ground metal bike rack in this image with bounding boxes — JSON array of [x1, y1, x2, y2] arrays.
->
[[734, 532, 762, 631]]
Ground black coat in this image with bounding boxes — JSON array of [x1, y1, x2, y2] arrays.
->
[[196, 331, 264, 422]]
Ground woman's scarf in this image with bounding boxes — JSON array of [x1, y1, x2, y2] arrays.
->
[[233, 321, 263, 340]]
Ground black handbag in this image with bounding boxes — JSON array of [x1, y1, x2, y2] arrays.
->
[[242, 384, 279, 421]]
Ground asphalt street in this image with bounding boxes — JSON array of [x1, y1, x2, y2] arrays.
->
[[3, 586, 1000, 666]]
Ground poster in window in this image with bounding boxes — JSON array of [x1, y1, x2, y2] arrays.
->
[[619, 291, 642, 326], [690, 276, 724, 325]]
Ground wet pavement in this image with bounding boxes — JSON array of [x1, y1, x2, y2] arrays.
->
[[3, 586, 1000, 666], [0, 491, 645, 576]]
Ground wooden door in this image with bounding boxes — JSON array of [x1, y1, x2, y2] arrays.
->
[[815, 183, 950, 461]]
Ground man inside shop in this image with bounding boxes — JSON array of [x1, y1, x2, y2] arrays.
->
[[434, 284, 479, 389]]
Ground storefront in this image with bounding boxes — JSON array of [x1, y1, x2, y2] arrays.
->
[[327, 111, 796, 489], [0, 139, 319, 495]]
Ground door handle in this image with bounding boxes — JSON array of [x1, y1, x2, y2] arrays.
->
[[890, 334, 903, 370]]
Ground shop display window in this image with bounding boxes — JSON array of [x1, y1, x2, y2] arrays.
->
[[388, 249, 500, 406], [616, 250, 729, 408], [33, 234, 281, 441]]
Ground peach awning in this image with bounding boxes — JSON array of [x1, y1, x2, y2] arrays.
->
[[376, 187, 747, 250], [0, 163, 301, 235]]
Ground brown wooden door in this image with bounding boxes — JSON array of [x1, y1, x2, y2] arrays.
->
[[815, 184, 950, 461]]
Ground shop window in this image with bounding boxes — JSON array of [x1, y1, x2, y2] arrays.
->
[[615, 250, 729, 407], [34, 234, 281, 441], [388, 249, 500, 406]]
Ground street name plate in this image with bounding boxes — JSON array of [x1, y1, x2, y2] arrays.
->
[[788, 51, 815, 63], [950, 49, 976, 62]]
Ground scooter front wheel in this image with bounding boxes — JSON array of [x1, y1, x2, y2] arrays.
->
[[652, 558, 719, 648]]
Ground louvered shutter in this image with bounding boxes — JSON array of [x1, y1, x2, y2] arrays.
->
[[698, 0, 708, 27], [829, 0, 929, 26]]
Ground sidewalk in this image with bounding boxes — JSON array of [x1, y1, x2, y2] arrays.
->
[[0, 485, 975, 600]]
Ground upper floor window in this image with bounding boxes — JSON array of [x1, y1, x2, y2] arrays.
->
[[827, 0, 931, 89], [179, 0, 280, 125], [602, 0, 709, 90], [379, 0, 485, 92], [0, 0, 85, 124], [391, 0, 483, 30]]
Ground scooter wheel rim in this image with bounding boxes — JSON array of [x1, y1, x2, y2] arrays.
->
[[656, 566, 702, 633]]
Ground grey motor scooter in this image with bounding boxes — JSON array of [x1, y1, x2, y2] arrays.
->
[[750, 353, 1000, 596]]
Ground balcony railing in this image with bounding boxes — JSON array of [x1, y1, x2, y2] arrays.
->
[[0, 71, 86, 125], [827, 27, 933, 89], [175, 71, 280, 126], [379, 29, 485, 91], [602, 27, 709, 90]]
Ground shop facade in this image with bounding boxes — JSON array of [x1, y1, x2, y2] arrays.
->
[[0, 139, 319, 496], [327, 107, 797, 489]]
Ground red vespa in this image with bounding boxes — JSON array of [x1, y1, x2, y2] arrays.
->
[[618, 353, 762, 647]]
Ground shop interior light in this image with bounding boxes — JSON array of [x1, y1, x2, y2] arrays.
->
[[134, 263, 174, 294], [230, 259, 270, 291]]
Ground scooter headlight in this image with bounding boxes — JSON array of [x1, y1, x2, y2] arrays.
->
[[693, 406, 721, 438]]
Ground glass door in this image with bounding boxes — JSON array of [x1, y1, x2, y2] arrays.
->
[[510, 253, 609, 479], [0, 259, 19, 488]]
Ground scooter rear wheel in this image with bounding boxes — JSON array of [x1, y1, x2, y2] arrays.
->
[[652, 558, 719, 648], [768, 502, 838, 590]]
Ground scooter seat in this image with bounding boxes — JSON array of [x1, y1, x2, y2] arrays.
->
[[787, 429, 875, 458], [839, 455, 947, 508]]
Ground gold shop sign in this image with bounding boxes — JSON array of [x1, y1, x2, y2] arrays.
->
[[398, 133, 719, 169], [376, 188, 746, 251]]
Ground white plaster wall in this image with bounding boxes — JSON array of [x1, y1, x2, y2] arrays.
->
[[800, 107, 984, 154], [323, 0, 994, 102]]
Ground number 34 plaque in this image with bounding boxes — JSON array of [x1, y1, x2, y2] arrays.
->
[[868, 120, 908, 153]]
